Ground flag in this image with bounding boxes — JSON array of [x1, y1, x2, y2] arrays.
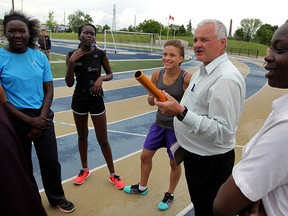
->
[[169, 15, 174, 21]]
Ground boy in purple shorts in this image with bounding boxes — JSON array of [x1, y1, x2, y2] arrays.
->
[[123, 40, 192, 211]]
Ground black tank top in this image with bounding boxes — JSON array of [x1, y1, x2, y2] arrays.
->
[[68, 48, 106, 93]]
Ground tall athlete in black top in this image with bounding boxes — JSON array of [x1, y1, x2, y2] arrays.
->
[[65, 24, 125, 189]]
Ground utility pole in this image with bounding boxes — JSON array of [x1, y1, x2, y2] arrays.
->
[[228, 19, 233, 37], [64, 11, 66, 32], [112, 4, 116, 31], [11, 0, 14, 11]]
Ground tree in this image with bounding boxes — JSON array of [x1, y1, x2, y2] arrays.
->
[[136, 19, 162, 34], [67, 10, 93, 33], [119, 27, 128, 31], [186, 19, 193, 36], [234, 28, 245, 41], [102, 24, 111, 33], [95, 25, 102, 33], [0, 20, 3, 36], [45, 11, 57, 31], [255, 24, 278, 45], [178, 25, 187, 35], [235, 18, 262, 42], [127, 25, 136, 32]]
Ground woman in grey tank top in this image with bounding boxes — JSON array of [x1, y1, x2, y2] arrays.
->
[[124, 40, 192, 211]]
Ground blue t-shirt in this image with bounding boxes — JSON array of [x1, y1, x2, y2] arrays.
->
[[0, 47, 52, 109]]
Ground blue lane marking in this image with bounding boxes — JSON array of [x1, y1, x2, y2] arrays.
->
[[52, 60, 266, 113], [51, 39, 163, 60], [52, 60, 201, 88], [243, 62, 267, 99], [51, 85, 149, 112]]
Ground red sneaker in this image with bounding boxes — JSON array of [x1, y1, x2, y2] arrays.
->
[[109, 175, 125, 190], [73, 169, 90, 185]]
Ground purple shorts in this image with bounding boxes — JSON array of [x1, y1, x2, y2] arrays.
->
[[143, 123, 176, 159]]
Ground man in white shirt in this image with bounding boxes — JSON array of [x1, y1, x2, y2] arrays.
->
[[155, 19, 246, 215]]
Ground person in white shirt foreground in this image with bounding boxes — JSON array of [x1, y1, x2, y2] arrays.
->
[[213, 20, 288, 216]]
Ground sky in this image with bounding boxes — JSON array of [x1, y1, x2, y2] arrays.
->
[[1, 0, 287, 34]]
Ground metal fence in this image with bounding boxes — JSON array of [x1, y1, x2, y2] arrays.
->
[[226, 47, 259, 58]]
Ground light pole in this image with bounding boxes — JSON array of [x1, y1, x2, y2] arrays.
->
[[11, 0, 14, 11]]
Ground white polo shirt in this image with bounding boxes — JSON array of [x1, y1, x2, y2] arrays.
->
[[174, 53, 246, 156], [233, 93, 288, 215]]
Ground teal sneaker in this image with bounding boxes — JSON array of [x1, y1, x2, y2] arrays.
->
[[123, 184, 148, 195], [158, 192, 174, 211]]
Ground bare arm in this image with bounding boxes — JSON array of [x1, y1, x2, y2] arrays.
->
[[3, 81, 53, 131], [26, 81, 53, 139], [91, 54, 113, 95], [213, 176, 254, 216], [0, 85, 7, 103], [40, 81, 53, 119], [65, 49, 85, 87]]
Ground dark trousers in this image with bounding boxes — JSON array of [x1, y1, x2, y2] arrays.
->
[[12, 109, 65, 206], [0, 104, 47, 215], [184, 149, 235, 216]]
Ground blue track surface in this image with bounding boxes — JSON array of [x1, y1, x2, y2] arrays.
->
[[34, 41, 267, 215], [52, 39, 163, 60], [35, 58, 267, 188]]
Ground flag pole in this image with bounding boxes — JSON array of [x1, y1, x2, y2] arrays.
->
[[167, 15, 169, 40]]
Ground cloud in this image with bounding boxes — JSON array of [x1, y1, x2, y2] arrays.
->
[[1, 0, 285, 33]]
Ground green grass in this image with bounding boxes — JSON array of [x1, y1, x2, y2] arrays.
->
[[51, 32, 268, 56], [50, 53, 66, 61], [227, 40, 268, 57], [50, 57, 164, 78], [1, 35, 269, 79]]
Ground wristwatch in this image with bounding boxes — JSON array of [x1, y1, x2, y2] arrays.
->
[[176, 106, 188, 121]]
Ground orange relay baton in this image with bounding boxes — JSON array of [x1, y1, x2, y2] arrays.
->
[[0, 85, 7, 104], [134, 70, 166, 102]]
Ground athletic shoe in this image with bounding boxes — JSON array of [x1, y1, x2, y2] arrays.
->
[[109, 175, 125, 189], [158, 192, 174, 211], [73, 169, 90, 185], [55, 200, 75, 213], [123, 183, 148, 195]]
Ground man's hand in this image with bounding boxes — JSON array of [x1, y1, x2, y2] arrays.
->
[[154, 91, 184, 116]]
